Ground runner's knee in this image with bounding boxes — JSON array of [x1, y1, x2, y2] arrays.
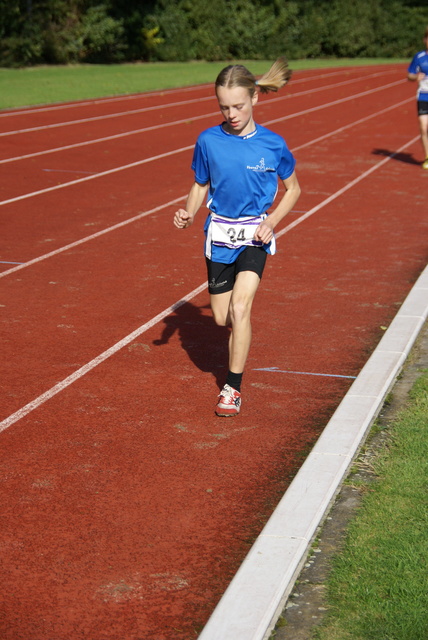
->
[[211, 301, 230, 326], [229, 297, 252, 324], [212, 309, 229, 326]]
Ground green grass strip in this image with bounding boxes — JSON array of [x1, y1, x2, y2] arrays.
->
[[0, 58, 408, 110], [315, 371, 428, 640]]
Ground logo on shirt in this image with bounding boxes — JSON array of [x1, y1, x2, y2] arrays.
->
[[246, 157, 275, 172]]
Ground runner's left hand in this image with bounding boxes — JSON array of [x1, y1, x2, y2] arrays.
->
[[254, 218, 274, 244]]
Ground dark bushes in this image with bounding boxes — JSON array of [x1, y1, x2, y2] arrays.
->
[[0, 0, 426, 67]]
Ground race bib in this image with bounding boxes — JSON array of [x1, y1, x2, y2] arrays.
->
[[420, 76, 428, 93], [210, 214, 264, 249]]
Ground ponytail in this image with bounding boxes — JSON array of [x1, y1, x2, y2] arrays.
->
[[215, 56, 292, 97], [256, 57, 292, 94]]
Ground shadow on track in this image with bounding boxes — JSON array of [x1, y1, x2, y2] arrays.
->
[[152, 301, 230, 389], [372, 148, 421, 165]]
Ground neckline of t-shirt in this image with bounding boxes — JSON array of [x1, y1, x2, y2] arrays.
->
[[220, 123, 258, 140]]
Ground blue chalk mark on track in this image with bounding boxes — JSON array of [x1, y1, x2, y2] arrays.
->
[[254, 367, 357, 380], [42, 168, 97, 174], [0, 261, 24, 264]]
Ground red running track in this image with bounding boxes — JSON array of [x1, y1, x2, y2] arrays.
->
[[0, 64, 427, 639]]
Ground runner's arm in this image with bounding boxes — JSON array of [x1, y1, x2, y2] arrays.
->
[[174, 181, 209, 229], [254, 171, 301, 243], [408, 71, 425, 82]]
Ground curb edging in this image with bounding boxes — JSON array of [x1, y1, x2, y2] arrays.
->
[[198, 263, 428, 640]]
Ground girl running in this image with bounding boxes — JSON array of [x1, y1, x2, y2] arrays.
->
[[408, 26, 428, 169], [174, 58, 301, 416]]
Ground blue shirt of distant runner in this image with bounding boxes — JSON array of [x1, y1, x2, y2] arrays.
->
[[408, 50, 428, 101]]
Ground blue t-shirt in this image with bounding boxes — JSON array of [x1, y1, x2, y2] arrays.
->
[[408, 51, 428, 101], [191, 123, 296, 263]]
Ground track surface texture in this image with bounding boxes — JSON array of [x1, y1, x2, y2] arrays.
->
[[0, 64, 427, 639]]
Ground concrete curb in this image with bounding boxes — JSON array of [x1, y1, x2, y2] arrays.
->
[[198, 263, 428, 640]]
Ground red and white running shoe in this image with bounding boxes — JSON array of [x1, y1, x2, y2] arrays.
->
[[215, 384, 241, 417]]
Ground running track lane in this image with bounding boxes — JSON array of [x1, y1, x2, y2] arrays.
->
[[0, 65, 427, 640], [0, 68, 405, 198], [0, 68, 413, 265], [0, 97, 421, 415]]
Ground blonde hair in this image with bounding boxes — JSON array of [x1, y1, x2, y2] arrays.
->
[[215, 57, 292, 97]]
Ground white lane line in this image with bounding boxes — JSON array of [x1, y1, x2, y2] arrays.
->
[[0, 83, 402, 169], [276, 134, 420, 240], [0, 283, 206, 433], [0, 88, 411, 172], [0, 71, 401, 140], [0, 95, 214, 138], [0, 66, 398, 119], [0, 77, 406, 166], [0, 196, 186, 278], [0, 81, 407, 206], [0, 144, 194, 207], [0, 134, 418, 430], [0, 110, 215, 165], [263, 79, 404, 126], [0, 104, 416, 279], [291, 97, 412, 153]]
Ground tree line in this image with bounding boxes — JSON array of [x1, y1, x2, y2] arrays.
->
[[1, 0, 427, 67]]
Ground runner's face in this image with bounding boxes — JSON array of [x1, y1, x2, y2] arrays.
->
[[216, 85, 258, 136]]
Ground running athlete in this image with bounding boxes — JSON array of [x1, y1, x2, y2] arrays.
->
[[174, 58, 301, 417], [408, 26, 428, 169]]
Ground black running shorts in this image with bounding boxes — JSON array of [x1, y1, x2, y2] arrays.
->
[[206, 246, 268, 295], [417, 100, 428, 116]]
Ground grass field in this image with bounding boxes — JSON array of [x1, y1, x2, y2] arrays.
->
[[0, 57, 409, 109], [313, 368, 428, 640]]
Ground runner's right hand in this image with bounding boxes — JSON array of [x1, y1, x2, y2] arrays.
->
[[174, 209, 194, 229]]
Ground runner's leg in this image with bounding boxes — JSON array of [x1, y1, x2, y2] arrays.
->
[[227, 270, 261, 373], [210, 290, 233, 326], [418, 114, 428, 158]]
